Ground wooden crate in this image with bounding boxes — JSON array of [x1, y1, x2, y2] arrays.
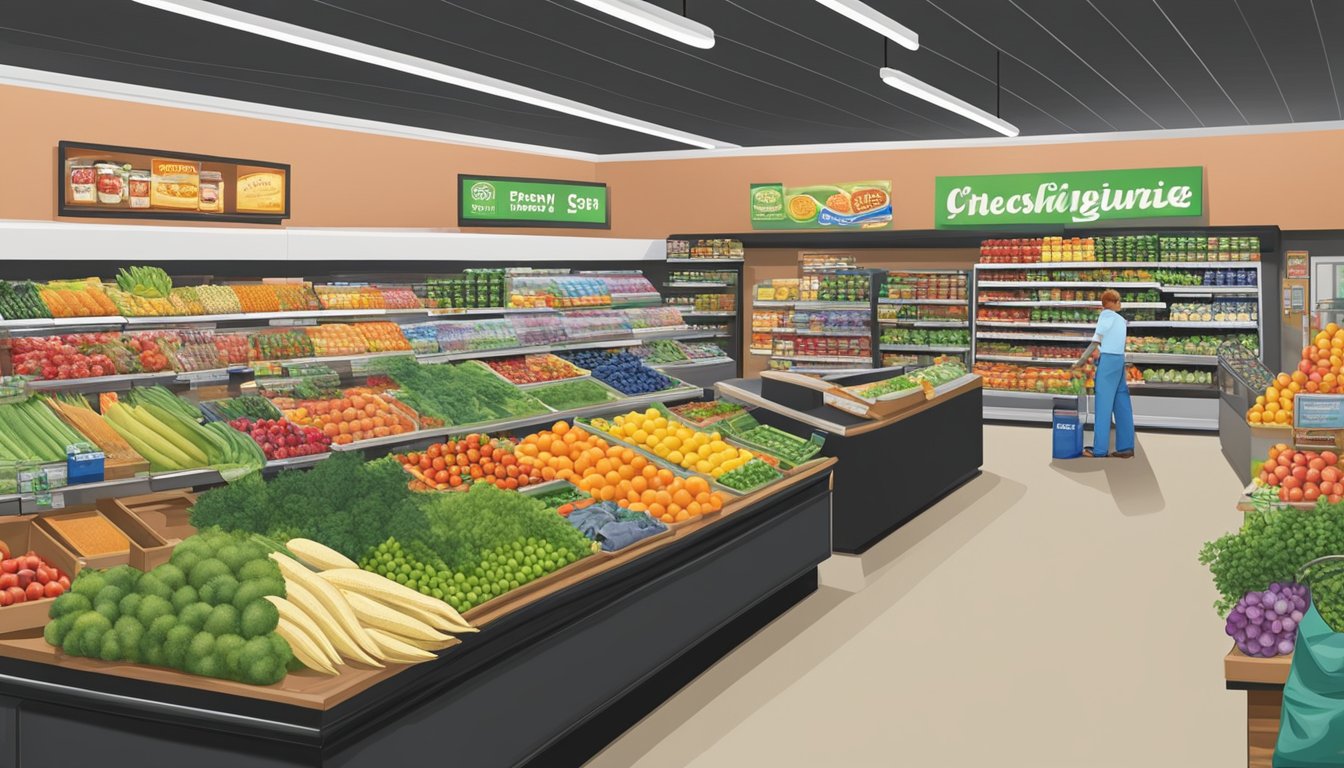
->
[[0, 516, 83, 636]]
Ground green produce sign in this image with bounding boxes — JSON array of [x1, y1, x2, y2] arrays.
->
[[459, 175, 609, 229], [934, 166, 1202, 228], [750, 180, 893, 230]]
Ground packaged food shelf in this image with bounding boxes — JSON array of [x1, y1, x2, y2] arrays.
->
[[976, 332, 1091, 342], [772, 354, 874, 364], [975, 261, 1261, 270], [771, 328, 870, 336], [1125, 353, 1220, 365], [977, 281, 1161, 289], [664, 282, 732, 289], [977, 301, 1167, 309], [877, 298, 966, 305], [880, 344, 971, 353], [1129, 321, 1258, 329], [1159, 285, 1260, 294], [975, 355, 1075, 365], [664, 257, 745, 264], [976, 321, 1098, 329]]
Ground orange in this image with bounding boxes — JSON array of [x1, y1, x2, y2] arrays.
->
[[641, 489, 657, 505], [673, 489, 694, 507], [657, 469, 675, 486], [708, 494, 723, 511], [687, 501, 702, 517], [618, 464, 636, 481], [628, 489, 641, 503], [552, 421, 569, 435], [655, 490, 672, 506], [620, 448, 635, 464], [631, 455, 648, 471], [631, 476, 648, 493], [629, 502, 648, 513], [600, 486, 617, 501], [675, 509, 691, 522], [595, 458, 613, 475], [695, 491, 711, 505], [604, 471, 621, 486], [648, 502, 666, 519], [685, 476, 709, 495], [642, 464, 658, 480]]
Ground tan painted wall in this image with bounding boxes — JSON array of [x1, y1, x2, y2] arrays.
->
[[597, 130, 1344, 237], [0, 85, 598, 234]]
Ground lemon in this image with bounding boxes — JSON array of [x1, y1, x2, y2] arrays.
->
[[666, 450, 684, 464], [709, 440, 727, 452], [645, 408, 660, 419], [738, 448, 753, 459], [654, 445, 671, 458], [697, 444, 713, 458], [695, 460, 713, 473], [662, 435, 682, 451], [653, 428, 668, 441], [652, 417, 668, 430], [632, 429, 649, 444]]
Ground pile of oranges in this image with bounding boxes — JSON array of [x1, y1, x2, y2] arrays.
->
[[1247, 323, 1344, 426], [395, 433, 543, 491], [283, 393, 416, 444], [516, 421, 724, 524]]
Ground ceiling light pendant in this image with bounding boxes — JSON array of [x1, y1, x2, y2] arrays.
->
[[814, 0, 918, 50], [130, 0, 734, 148], [573, 0, 715, 49], [879, 68, 1019, 137]]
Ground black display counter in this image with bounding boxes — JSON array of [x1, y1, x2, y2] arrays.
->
[[717, 375, 983, 554], [0, 465, 833, 768]]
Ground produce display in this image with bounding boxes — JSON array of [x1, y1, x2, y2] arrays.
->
[[248, 329, 315, 361], [1168, 300, 1257, 322], [852, 360, 968, 400], [678, 341, 729, 360], [101, 388, 236, 472], [527, 379, 619, 411], [314, 286, 386, 310], [38, 279, 118, 318], [0, 548, 68, 605], [526, 482, 591, 512], [47, 514, 129, 556], [800, 271, 868, 302], [560, 310, 631, 340], [1127, 334, 1256, 356], [0, 281, 52, 320], [559, 351, 675, 396], [566, 501, 668, 552], [1252, 445, 1343, 504], [884, 271, 967, 300], [205, 395, 282, 423], [715, 459, 782, 493], [880, 328, 970, 347], [1218, 338, 1274, 392], [483, 354, 586, 385], [279, 391, 417, 445], [45, 395, 143, 466], [426, 271, 506, 309], [370, 358, 548, 427], [0, 397, 87, 463], [623, 306, 686, 330], [354, 322, 411, 352], [1246, 324, 1344, 426], [1225, 582, 1309, 657], [879, 304, 968, 322], [1139, 368, 1213, 386], [519, 422, 725, 523], [669, 400, 745, 426], [510, 275, 610, 309], [974, 363, 1081, 394], [594, 409, 758, 479], [304, 325, 368, 357], [631, 339, 689, 364], [665, 293, 735, 312], [734, 424, 822, 466], [228, 418, 331, 461], [395, 434, 545, 491], [196, 285, 244, 314], [43, 529, 293, 685], [10, 333, 143, 380], [980, 235, 1260, 263]]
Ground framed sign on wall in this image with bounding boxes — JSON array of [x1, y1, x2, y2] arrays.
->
[[58, 141, 290, 224], [458, 174, 609, 229]]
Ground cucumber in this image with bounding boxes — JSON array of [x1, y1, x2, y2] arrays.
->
[[125, 404, 208, 465], [105, 403, 195, 468]]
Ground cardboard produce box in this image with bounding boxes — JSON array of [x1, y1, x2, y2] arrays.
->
[[0, 515, 82, 636], [38, 501, 172, 572]]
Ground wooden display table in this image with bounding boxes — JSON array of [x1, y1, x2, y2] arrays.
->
[[1224, 648, 1290, 768]]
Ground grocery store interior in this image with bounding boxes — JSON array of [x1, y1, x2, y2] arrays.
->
[[1, 1, 1343, 766]]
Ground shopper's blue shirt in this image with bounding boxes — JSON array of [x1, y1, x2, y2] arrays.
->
[[1093, 308, 1126, 355]]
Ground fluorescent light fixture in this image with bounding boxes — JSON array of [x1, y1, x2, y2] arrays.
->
[[130, 0, 735, 149], [573, 0, 715, 49], [880, 68, 1019, 137], [814, 0, 918, 50]]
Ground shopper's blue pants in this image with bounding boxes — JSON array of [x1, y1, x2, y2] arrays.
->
[[1091, 353, 1134, 457]]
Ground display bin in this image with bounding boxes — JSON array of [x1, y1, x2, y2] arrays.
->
[[0, 515, 83, 635], [1218, 347, 1280, 485], [37, 502, 172, 572]]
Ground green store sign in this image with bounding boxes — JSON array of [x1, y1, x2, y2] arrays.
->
[[934, 166, 1203, 228], [459, 175, 609, 229]]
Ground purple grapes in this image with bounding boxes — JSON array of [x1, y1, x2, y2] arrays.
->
[[1226, 582, 1309, 657]]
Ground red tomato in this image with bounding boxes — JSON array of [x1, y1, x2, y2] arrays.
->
[[1294, 453, 1309, 467], [0, 560, 16, 575], [1306, 485, 1323, 502], [1308, 468, 1323, 484], [1310, 458, 1327, 471], [1326, 451, 1341, 466], [1293, 466, 1309, 482], [1325, 467, 1342, 484], [43, 582, 64, 598], [1332, 494, 1342, 504], [1284, 476, 1302, 490], [24, 582, 43, 601], [1275, 465, 1291, 480], [6, 586, 25, 604], [1289, 487, 1306, 502]]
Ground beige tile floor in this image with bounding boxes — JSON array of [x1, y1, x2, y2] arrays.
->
[[586, 424, 1248, 768]]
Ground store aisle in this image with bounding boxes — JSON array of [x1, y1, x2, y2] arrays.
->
[[587, 424, 1246, 768]]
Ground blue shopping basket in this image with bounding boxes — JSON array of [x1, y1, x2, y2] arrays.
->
[[1052, 395, 1085, 459]]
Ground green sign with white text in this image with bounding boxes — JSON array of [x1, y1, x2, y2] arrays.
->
[[935, 166, 1202, 228], [459, 175, 609, 228]]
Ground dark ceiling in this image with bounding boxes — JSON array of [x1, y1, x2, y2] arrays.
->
[[2, 0, 1342, 154]]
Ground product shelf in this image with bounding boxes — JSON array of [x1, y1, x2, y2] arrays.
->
[[975, 331, 1091, 343], [1159, 285, 1259, 294], [975, 261, 1260, 270], [877, 319, 969, 328], [977, 301, 1166, 309], [976, 281, 1161, 289], [879, 344, 970, 353], [663, 282, 731, 289], [772, 354, 874, 364], [1125, 353, 1219, 365], [664, 258, 744, 264], [770, 328, 871, 336], [877, 298, 966, 305], [23, 371, 179, 392], [975, 355, 1074, 366]]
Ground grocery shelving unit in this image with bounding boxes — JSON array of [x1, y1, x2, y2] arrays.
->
[[657, 245, 744, 379], [748, 270, 883, 374], [971, 228, 1276, 430], [877, 269, 972, 367]]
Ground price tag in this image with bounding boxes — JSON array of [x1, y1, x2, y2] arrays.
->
[[823, 392, 869, 416], [179, 370, 231, 386]]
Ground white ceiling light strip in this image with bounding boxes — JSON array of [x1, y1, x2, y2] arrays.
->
[[130, 0, 735, 149], [880, 68, 1019, 137], [573, 0, 715, 49], [813, 0, 918, 50]]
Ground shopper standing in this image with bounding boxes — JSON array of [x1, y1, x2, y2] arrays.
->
[[1081, 289, 1134, 458]]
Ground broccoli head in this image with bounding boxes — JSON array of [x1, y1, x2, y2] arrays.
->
[[171, 550, 203, 577], [237, 558, 280, 584], [145, 613, 178, 644], [118, 593, 144, 619], [134, 573, 173, 601], [163, 625, 197, 668], [149, 563, 186, 592], [70, 572, 107, 600], [98, 632, 123, 663], [94, 585, 127, 609], [49, 592, 92, 620], [94, 602, 119, 626], [240, 600, 279, 640], [200, 574, 239, 607], [214, 634, 246, 677], [114, 616, 145, 663], [179, 602, 212, 632], [68, 612, 113, 658], [215, 545, 255, 575], [231, 578, 285, 611], [188, 559, 231, 591], [203, 604, 240, 636], [170, 585, 199, 613], [43, 614, 76, 647], [237, 636, 288, 686], [101, 565, 141, 593], [135, 595, 174, 627]]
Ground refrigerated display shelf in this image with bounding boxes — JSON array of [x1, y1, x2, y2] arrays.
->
[[665, 258, 744, 264], [976, 261, 1260, 270], [676, 311, 737, 318], [417, 337, 641, 363], [664, 282, 731, 288], [752, 300, 869, 310], [977, 321, 1097, 329], [977, 301, 1166, 309], [1159, 285, 1259, 294], [1131, 321, 1258, 329], [974, 355, 1074, 365], [23, 371, 179, 392], [770, 328, 871, 336], [877, 298, 966, 305], [878, 319, 969, 328], [1125, 353, 1220, 365], [772, 354, 874, 364], [977, 281, 1160, 289], [879, 344, 971, 353], [976, 332, 1091, 342]]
